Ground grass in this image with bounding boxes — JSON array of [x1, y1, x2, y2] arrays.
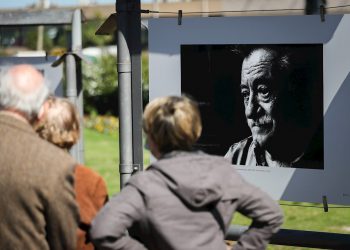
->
[[233, 204, 350, 250], [83, 127, 350, 249], [84, 128, 150, 196], [84, 128, 120, 196]]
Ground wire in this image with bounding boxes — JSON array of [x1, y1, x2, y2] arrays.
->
[[279, 203, 350, 209], [141, 9, 303, 15], [137, 4, 350, 16], [327, 4, 350, 9]]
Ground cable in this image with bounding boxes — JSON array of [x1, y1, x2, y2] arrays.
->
[[141, 9, 303, 15], [327, 4, 350, 9], [279, 203, 350, 209], [136, 4, 350, 16]]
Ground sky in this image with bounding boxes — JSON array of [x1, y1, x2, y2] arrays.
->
[[0, 0, 153, 9]]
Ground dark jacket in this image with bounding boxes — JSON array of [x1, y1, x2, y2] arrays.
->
[[0, 113, 79, 250], [91, 151, 283, 250]]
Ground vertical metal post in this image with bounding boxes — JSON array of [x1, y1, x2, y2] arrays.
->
[[130, 0, 143, 172], [305, 0, 326, 14], [117, 0, 134, 188], [36, 0, 49, 51], [66, 53, 79, 161], [71, 9, 84, 164], [202, 0, 209, 17]]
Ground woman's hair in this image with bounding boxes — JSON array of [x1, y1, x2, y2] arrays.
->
[[35, 96, 80, 150], [143, 95, 202, 155]]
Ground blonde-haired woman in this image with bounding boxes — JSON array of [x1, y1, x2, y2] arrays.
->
[[34, 96, 108, 250], [90, 96, 283, 250]]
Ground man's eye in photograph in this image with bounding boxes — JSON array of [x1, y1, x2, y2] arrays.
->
[[257, 85, 271, 99], [241, 88, 250, 99]]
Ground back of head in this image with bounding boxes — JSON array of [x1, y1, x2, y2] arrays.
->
[[143, 96, 202, 155], [35, 96, 80, 150], [0, 64, 49, 123]]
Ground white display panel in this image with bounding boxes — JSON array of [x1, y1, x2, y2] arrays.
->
[[149, 15, 350, 205]]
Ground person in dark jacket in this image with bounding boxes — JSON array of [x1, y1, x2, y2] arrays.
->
[[90, 95, 284, 250]]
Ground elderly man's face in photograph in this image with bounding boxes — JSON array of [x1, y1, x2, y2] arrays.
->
[[240, 48, 281, 148]]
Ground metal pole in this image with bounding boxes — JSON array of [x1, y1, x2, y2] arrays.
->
[[226, 225, 350, 249], [66, 53, 79, 161], [305, 0, 326, 15], [130, 0, 143, 172], [117, 0, 134, 188], [71, 9, 84, 164], [36, 0, 50, 51]]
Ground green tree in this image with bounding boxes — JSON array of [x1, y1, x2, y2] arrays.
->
[[83, 51, 149, 115], [83, 54, 117, 96], [83, 54, 118, 115]]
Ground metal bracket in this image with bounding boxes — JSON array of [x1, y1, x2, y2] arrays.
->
[[120, 164, 141, 174], [51, 51, 91, 67], [322, 195, 329, 212], [320, 0, 326, 22], [132, 164, 141, 174], [178, 10, 183, 25]]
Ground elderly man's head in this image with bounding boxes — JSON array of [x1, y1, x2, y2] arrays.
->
[[240, 48, 292, 148], [0, 64, 49, 123], [238, 46, 318, 160]]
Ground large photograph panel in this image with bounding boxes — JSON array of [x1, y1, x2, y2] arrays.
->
[[149, 15, 350, 204], [181, 44, 324, 169]]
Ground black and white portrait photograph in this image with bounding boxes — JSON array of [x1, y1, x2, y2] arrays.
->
[[181, 44, 324, 169]]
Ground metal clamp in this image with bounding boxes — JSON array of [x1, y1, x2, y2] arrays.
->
[[178, 10, 183, 25], [120, 164, 141, 174], [320, 0, 326, 22], [322, 195, 329, 212], [51, 50, 91, 67]]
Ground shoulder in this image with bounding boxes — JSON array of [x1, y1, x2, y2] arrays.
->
[[226, 137, 253, 154], [38, 139, 76, 171], [127, 168, 166, 196], [75, 164, 107, 192], [75, 164, 104, 182], [225, 136, 253, 164], [128, 169, 159, 187], [4, 123, 76, 175]]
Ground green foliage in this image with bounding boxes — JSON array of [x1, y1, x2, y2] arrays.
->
[[82, 19, 114, 47], [83, 54, 118, 115], [24, 28, 38, 50], [82, 51, 150, 115], [142, 51, 149, 105], [1, 26, 58, 51], [142, 51, 149, 91], [83, 54, 118, 96], [84, 115, 119, 135]]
